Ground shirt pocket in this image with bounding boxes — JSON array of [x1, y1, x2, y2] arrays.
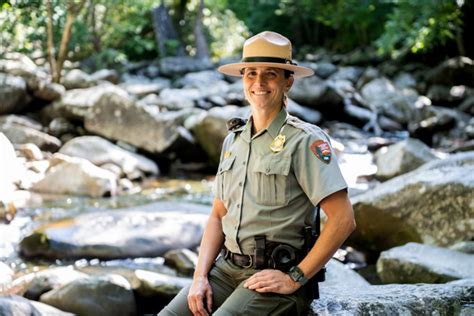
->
[[253, 155, 291, 206], [216, 155, 236, 201]]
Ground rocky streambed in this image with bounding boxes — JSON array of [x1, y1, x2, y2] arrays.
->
[[0, 52, 473, 315]]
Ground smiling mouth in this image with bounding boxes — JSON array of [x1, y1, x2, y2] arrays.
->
[[252, 91, 270, 95]]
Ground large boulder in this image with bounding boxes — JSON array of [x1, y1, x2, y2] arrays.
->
[[40, 274, 136, 316], [31, 153, 117, 197], [0, 295, 73, 316], [19, 201, 209, 260], [349, 151, 474, 253], [43, 84, 130, 122], [374, 138, 438, 180], [158, 56, 213, 77], [0, 73, 29, 115], [119, 74, 170, 97], [85, 92, 181, 154], [0, 120, 61, 152], [426, 56, 474, 87], [377, 242, 474, 284], [59, 136, 159, 178], [312, 279, 474, 315]]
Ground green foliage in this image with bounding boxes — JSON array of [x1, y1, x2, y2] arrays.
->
[[375, 0, 463, 59]]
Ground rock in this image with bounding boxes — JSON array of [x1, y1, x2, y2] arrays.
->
[[0, 295, 74, 315], [427, 84, 473, 107], [312, 278, 474, 315], [289, 76, 344, 110], [90, 69, 120, 84], [377, 242, 474, 284], [0, 52, 50, 91], [59, 136, 159, 178], [374, 138, 438, 180], [314, 62, 338, 79], [33, 82, 65, 101], [85, 92, 181, 154], [164, 249, 198, 276], [19, 201, 209, 259], [393, 72, 417, 90], [349, 151, 474, 253], [0, 73, 29, 114], [287, 99, 321, 124], [0, 133, 25, 203], [426, 56, 474, 87], [320, 259, 370, 290], [47, 117, 77, 138], [328, 66, 364, 84], [135, 269, 191, 298], [175, 70, 224, 88], [15, 143, 44, 160], [31, 153, 117, 197], [22, 266, 88, 300], [43, 84, 130, 122], [186, 105, 249, 165], [0, 122, 61, 152], [0, 262, 14, 291], [40, 274, 136, 316], [158, 88, 201, 110], [459, 95, 474, 115], [119, 75, 170, 97], [450, 241, 474, 254], [158, 56, 213, 77], [61, 69, 97, 89]]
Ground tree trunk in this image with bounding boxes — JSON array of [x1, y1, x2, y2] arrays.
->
[[53, 0, 86, 83], [194, 0, 209, 61], [46, 0, 57, 81]]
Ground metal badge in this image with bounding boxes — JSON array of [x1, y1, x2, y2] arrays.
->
[[270, 134, 286, 153]]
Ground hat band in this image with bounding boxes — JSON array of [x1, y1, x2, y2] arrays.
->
[[241, 56, 296, 65]]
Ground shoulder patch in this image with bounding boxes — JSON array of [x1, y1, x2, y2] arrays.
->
[[310, 140, 332, 164]]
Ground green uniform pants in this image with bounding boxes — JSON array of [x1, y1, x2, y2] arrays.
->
[[158, 256, 312, 316]]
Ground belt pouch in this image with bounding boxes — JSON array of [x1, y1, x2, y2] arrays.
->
[[254, 236, 266, 269]]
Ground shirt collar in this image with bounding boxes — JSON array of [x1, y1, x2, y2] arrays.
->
[[240, 107, 288, 143]]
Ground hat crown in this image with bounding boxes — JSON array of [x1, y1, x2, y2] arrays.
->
[[243, 31, 292, 61]]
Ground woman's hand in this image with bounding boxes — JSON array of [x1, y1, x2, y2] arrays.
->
[[243, 269, 300, 294], [187, 275, 213, 316]]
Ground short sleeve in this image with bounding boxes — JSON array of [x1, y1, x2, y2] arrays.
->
[[212, 133, 234, 199], [293, 132, 347, 206]]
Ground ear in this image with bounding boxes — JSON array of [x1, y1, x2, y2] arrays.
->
[[285, 76, 294, 92]]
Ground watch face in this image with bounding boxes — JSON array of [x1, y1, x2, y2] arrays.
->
[[289, 266, 303, 281]]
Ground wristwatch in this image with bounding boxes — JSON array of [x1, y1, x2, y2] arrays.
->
[[288, 266, 308, 286]]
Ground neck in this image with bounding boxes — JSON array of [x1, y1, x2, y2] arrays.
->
[[251, 105, 282, 135]]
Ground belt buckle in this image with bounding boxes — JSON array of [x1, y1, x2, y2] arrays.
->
[[242, 254, 253, 268]]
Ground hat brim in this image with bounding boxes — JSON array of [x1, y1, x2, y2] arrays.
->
[[218, 62, 314, 78]]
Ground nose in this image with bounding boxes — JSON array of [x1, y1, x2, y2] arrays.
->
[[255, 73, 266, 85]]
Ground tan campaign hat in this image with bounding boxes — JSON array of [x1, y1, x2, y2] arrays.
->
[[218, 31, 314, 78]]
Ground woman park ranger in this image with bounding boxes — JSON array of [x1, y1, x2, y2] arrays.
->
[[159, 31, 356, 316]]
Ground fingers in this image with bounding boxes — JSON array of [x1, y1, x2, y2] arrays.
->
[[188, 294, 209, 316], [243, 269, 296, 294], [206, 287, 213, 313]]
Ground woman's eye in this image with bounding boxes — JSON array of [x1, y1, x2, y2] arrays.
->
[[266, 72, 277, 78]]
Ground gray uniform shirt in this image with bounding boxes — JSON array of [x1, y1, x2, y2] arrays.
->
[[214, 108, 347, 255]]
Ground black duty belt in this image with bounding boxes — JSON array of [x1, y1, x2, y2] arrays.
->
[[223, 248, 255, 268]]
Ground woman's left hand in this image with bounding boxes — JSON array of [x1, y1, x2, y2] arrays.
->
[[243, 269, 300, 294]]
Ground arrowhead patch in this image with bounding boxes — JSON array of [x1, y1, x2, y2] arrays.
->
[[310, 140, 332, 164]]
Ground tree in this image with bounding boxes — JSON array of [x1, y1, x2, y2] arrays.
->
[[46, 0, 86, 83], [194, 0, 210, 61]]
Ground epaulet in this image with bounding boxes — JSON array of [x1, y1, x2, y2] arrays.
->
[[286, 115, 324, 136], [227, 117, 247, 133]]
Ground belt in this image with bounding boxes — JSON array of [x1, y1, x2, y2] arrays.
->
[[223, 248, 255, 268]]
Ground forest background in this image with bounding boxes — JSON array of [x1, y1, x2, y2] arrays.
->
[[1, 0, 473, 80]]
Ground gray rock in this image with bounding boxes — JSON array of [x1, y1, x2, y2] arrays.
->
[[350, 151, 474, 253], [0, 73, 29, 115], [459, 95, 474, 115], [164, 249, 198, 276], [426, 56, 474, 87], [289, 76, 343, 108], [90, 69, 120, 84], [314, 62, 338, 79], [158, 88, 201, 109], [40, 274, 136, 316], [33, 82, 65, 101], [377, 242, 474, 284], [22, 266, 88, 300], [394, 72, 417, 90], [0, 262, 14, 291], [312, 278, 474, 315], [450, 241, 474, 254], [119, 75, 170, 97], [59, 136, 159, 178], [31, 153, 117, 197], [320, 259, 370, 290], [62, 69, 97, 89], [287, 99, 321, 124], [0, 121, 61, 152], [44, 84, 130, 122], [0, 133, 25, 203], [85, 91, 181, 154], [374, 138, 438, 180], [135, 269, 191, 298], [427, 84, 473, 107], [0, 295, 74, 316], [0, 53, 50, 91], [159, 56, 213, 77], [328, 66, 364, 84], [19, 201, 209, 259], [175, 70, 224, 88]]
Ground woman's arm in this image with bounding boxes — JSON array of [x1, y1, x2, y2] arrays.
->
[[187, 198, 227, 316]]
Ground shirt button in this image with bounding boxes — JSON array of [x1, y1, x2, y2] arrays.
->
[[236, 204, 240, 208], [239, 182, 242, 186], [266, 167, 270, 172], [243, 161, 246, 165]]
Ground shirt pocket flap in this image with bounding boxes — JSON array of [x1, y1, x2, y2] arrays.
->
[[254, 155, 291, 176], [218, 155, 236, 174]]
